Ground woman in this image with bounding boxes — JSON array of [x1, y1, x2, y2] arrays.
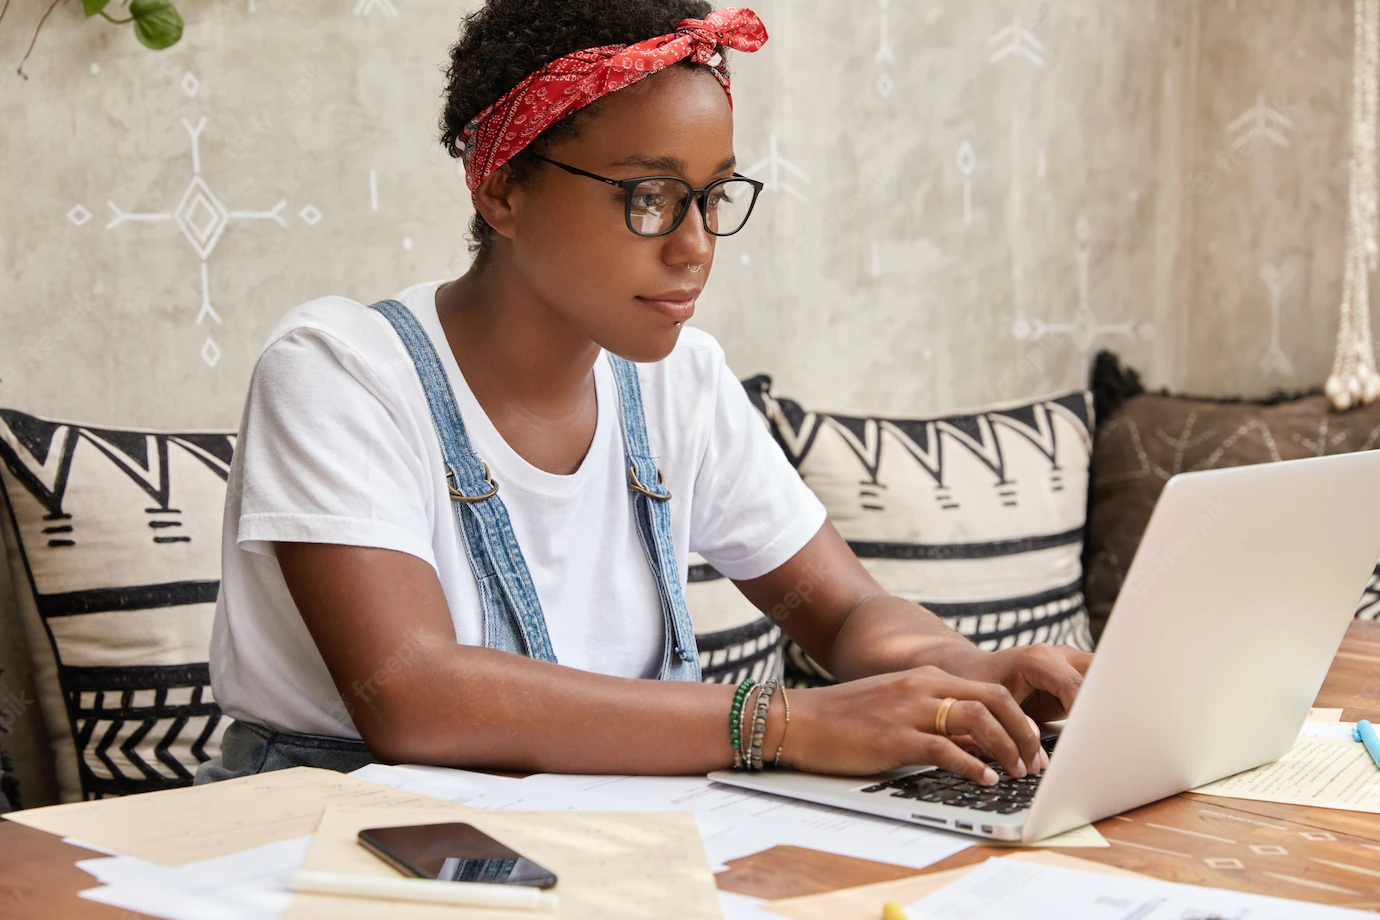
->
[[198, 0, 1090, 787]]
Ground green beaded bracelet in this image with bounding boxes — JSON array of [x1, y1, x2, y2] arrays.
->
[[730, 678, 757, 770]]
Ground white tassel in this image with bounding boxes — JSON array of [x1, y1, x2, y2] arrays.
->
[[1329, 0, 1380, 411]]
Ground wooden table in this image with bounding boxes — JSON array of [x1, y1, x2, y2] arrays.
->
[[4, 621, 1379, 918]]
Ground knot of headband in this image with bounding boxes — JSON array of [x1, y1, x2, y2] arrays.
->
[[456, 6, 768, 202]]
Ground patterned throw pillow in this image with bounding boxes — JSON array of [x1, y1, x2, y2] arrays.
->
[[0, 405, 786, 801], [1083, 353, 1380, 640], [740, 377, 1096, 687], [0, 409, 231, 801]]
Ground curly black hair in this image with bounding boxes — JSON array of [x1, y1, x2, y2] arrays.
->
[[440, 0, 725, 259]]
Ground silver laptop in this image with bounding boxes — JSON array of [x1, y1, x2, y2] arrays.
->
[[712, 451, 1380, 843]]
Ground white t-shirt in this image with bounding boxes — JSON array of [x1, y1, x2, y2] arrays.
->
[[209, 279, 827, 738]]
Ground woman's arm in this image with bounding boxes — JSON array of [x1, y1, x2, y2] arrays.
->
[[732, 521, 1093, 724], [276, 540, 1051, 781]]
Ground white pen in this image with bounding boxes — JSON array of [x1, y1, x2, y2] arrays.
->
[[280, 870, 559, 911]]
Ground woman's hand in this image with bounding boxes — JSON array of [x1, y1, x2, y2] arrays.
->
[[779, 665, 1051, 784], [954, 643, 1093, 724]]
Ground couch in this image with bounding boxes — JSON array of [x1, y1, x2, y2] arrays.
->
[[2, 351, 1376, 805]]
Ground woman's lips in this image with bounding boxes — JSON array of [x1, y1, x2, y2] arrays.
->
[[636, 295, 698, 323]]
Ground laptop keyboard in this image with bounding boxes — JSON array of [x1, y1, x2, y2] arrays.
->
[[860, 768, 1040, 814], [859, 735, 1058, 815]]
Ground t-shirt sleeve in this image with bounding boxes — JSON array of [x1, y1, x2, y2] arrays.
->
[[235, 325, 439, 567], [688, 359, 827, 581]]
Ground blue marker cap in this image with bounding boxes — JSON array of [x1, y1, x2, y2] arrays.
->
[[1355, 719, 1380, 771]]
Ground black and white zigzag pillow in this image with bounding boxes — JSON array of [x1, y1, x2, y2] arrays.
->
[[1357, 565, 1380, 621], [740, 377, 1096, 687], [0, 409, 230, 801]]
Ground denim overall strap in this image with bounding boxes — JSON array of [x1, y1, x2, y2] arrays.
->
[[368, 299, 557, 662], [607, 355, 702, 682]]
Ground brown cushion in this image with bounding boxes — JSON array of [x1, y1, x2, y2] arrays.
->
[[1083, 354, 1380, 640]]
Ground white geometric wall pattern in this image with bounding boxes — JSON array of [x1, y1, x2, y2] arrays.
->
[[956, 141, 976, 225], [1228, 92, 1295, 149], [354, 0, 400, 18], [1258, 262, 1295, 377], [67, 107, 320, 371], [987, 14, 1046, 69], [1012, 217, 1155, 353], [874, 0, 894, 99], [746, 133, 809, 203]]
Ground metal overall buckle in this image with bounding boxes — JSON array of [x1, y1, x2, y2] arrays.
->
[[627, 464, 672, 501], [447, 463, 499, 503]]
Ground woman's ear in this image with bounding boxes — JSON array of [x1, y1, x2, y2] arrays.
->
[[474, 165, 521, 243]]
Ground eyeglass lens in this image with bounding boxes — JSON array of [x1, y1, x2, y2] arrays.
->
[[628, 178, 756, 236]]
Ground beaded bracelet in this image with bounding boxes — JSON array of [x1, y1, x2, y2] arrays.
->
[[749, 679, 778, 771], [729, 678, 757, 770], [773, 686, 791, 767], [738, 686, 756, 765]]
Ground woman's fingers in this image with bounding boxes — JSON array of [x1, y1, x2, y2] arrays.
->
[[1019, 646, 1087, 715], [941, 700, 1026, 778], [911, 733, 999, 786], [938, 676, 1043, 775]]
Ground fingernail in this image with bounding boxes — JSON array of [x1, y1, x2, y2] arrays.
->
[[1011, 760, 1027, 779], [981, 767, 999, 785]]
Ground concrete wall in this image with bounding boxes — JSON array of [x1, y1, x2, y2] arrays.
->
[[2, 0, 1362, 427]]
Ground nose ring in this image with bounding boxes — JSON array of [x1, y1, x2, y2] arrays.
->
[[687, 263, 702, 273]]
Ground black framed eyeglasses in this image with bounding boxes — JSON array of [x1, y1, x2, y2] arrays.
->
[[529, 153, 764, 238]]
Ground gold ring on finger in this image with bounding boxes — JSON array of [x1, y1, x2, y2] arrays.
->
[[935, 697, 958, 737]]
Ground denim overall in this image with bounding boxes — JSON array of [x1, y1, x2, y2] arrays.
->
[[195, 299, 700, 783]]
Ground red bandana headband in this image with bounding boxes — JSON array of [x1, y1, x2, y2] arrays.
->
[[456, 6, 768, 202]]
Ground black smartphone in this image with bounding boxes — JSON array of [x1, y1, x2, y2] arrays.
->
[[357, 822, 558, 888]]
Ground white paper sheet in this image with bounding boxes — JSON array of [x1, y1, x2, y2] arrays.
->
[[906, 856, 1374, 918], [76, 836, 310, 920], [1192, 736, 1380, 813], [1300, 720, 1362, 742], [470, 773, 974, 870], [346, 762, 522, 802]]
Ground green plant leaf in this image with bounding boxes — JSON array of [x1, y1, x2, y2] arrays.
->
[[129, 0, 182, 50], [82, 0, 111, 17]]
